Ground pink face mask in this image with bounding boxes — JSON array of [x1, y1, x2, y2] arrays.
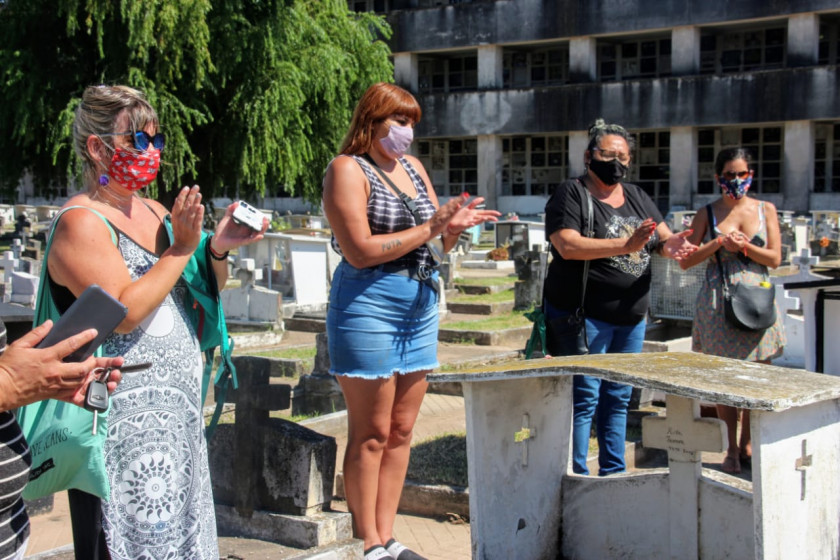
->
[[105, 147, 160, 191], [379, 123, 414, 158]]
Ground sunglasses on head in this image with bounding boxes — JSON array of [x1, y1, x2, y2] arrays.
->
[[721, 170, 750, 180], [100, 130, 165, 152]]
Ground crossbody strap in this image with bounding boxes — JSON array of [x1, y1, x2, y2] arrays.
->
[[577, 179, 594, 310], [362, 153, 423, 226], [706, 204, 730, 294]]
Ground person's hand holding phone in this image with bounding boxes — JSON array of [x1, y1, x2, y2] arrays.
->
[[0, 321, 124, 410], [211, 201, 269, 255]]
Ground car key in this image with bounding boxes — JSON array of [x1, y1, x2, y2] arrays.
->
[[86, 368, 110, 434], [86, 362, 152, 434]]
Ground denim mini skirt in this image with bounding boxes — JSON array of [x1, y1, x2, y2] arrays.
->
[[327, 260, 440, 379]]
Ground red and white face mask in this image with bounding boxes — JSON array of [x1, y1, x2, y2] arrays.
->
[[105, 147, 160, 191]]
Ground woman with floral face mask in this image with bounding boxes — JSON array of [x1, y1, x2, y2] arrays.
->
[[322, 83, 499, 560], [680, 147, 785, 475], [46, 85, 267, 559]]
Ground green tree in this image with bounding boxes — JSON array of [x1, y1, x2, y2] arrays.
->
[[0, 0, 392, 204]]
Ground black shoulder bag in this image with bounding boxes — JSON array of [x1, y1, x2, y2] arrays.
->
[[706, 204, 776, 331], [545, 181, 593, 356]]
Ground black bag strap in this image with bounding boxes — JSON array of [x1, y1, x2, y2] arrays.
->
[[706, 204, 732, 296], [362, 153, 423, 225], [576, 178, 594, 310]]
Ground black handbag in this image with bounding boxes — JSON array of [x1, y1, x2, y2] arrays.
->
[[706, 205, 776, 332], [545, 182, 593, 356]]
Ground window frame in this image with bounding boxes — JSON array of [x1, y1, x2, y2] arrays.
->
[[597, 36, 672, 82], [501, 134, 569, 197], [417, 138, 479, 196], [696, 125, 785, 195]]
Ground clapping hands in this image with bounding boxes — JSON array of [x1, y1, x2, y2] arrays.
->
[[445, 196, 501, 235]]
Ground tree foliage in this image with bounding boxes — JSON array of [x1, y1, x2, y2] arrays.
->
[[0, 0, 392, 203]]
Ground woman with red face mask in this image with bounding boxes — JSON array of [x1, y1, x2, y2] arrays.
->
[[680, 147, 785, 475], [47, 85, 268, 559]]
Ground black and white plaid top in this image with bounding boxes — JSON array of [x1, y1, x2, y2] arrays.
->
[[0, 319, 31, 558], [330, 155, 437, 270]]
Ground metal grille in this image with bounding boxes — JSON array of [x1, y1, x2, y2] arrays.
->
[[649, 254, 705, 321]]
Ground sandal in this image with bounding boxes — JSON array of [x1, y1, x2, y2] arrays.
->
[[721, 455, 741, 474]]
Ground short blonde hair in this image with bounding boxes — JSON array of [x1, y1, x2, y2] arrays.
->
[[339, 83, 421, 155], [72, 85, 159, 186]]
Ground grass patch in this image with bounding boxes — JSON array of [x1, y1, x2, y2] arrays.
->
[[452, 276, 516, 287], [251, 346, 317, 361], [449, 289, 514, 304], [442, 310, 532, 331], [407, 431, 468, 487]]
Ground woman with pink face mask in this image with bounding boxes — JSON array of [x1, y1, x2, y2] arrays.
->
[[322, 82, 499, 560], [680, 147, 785, 475], [47, 85, 267, 559]]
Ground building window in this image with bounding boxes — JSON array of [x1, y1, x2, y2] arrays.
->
[[417, 138, 478, 196], [819, 19, 840, 64], [501, 135, 568, 196], [700, 26, 786, 74], [627, 131, 670, 213], [349, 0, 388, 12], [598, 37, 671, 82], [503, 45, 569, 87], [418, 54, 478, 93], [815, 123, 840, 193], [697, 126, 784, 194]]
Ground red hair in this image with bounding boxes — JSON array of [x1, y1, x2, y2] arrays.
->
[[339, 83, 422, 155]]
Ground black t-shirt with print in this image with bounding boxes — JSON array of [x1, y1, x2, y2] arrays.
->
[[543, 178, 664, 325]]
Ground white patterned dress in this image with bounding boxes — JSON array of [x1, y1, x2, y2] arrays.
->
[[99, 231, 218, 560]]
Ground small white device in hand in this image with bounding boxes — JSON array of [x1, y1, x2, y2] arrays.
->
[[231, 201, 264, 231]]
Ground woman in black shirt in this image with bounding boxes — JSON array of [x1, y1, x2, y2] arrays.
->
[[543, 119, 696, 476]]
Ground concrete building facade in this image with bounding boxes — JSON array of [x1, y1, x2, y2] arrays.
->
[[353, 0, 840, 218]]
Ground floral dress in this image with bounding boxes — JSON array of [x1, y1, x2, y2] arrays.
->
[[100, 230, 218, 560], [691, 202, 786, 361]]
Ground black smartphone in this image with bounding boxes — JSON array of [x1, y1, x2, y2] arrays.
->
[[36, 284, 128, 362]]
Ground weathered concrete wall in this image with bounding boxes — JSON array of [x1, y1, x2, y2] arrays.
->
[[415, 67, 840, 138], [387, 0, 840, 53], [561, 472, 670, 559], [561, 469, 754, 558]]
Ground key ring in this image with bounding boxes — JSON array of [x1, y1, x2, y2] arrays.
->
[[91, 367, 111, 383]]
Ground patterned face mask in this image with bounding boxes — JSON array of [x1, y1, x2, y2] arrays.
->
[[105, 147, 160, 191], [718, 175, 752, 200]]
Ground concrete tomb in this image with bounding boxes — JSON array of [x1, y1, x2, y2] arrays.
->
[[428, 352, 840, 560], [208, 355, 359, 556]]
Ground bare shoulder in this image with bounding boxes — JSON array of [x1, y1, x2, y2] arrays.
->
[[759, 199, 778, 213], [51, 205, 114, 242], [324, 155, 368, 198], [328, 154, 364, 177]]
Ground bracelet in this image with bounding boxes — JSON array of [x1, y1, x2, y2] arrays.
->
[[208, 237, 229, 261]]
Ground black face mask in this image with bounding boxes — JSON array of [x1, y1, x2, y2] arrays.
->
[[588, 158, 628, 186]]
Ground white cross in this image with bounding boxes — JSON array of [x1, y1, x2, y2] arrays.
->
[[793, 248, 819, 275], [513, 413, 537, 467], [0, 251, 19, 277], [642, 395, 727, 560], [794, 439, 813, 501]]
